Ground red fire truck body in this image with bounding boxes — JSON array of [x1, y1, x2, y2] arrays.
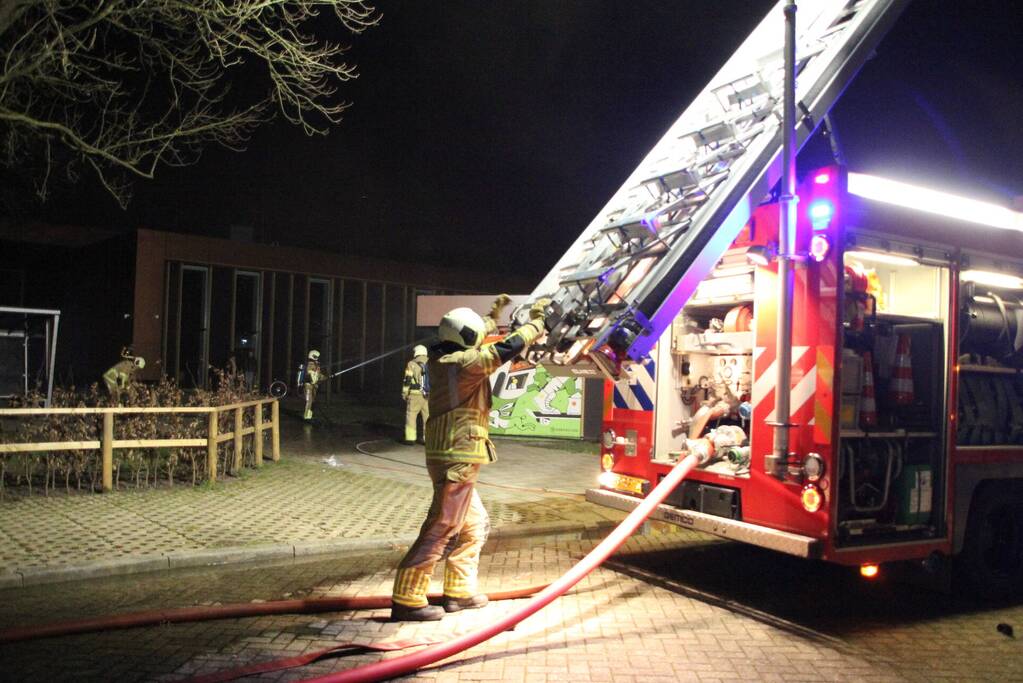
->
[[587, 165, 1023, 590]]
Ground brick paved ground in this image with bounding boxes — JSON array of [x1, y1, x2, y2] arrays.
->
[[2, 403, 1021, 681], [2, 528, 1020, 682], [0, 410, 621, 584]]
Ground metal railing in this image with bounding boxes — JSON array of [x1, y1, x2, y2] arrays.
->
[[0, 399, 280, 491]]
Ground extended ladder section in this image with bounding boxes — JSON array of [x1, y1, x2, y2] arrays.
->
[[528, 0, 909, 379]]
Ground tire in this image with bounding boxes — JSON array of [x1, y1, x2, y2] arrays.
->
[[959, 482, 1023, 600]]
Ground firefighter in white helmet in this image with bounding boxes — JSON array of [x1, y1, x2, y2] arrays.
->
[[391, 294, 549, 621], [402, 344, 430, 444], [302, 350, 324, 421], [103, 348, 145, 405]]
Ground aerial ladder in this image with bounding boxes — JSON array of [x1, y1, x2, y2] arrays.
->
[[525, 0, 911, 381]]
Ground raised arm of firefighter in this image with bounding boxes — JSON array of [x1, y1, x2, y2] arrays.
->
[[486, 293, 513, 333]]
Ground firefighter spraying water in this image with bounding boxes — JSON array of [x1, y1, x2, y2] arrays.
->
[[401, 345, 429, 445], [299, 350, 324, 421]]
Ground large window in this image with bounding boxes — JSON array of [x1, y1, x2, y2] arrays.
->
[[162, 262, 428, 396], [341, 280, 365, 391], [178, 265, 210, 388], [271, 273, 293, 388], [233, 271, 261, 387], [308, 278, 333, 387]]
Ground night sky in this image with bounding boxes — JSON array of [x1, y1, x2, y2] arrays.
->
[[23, 0, 1023, 282]]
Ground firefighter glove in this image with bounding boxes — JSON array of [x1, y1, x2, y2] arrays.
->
[[490, 294, 512, 318], [530, 298, 551, 322]]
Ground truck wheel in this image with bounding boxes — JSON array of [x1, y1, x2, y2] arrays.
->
[[959, 483, 1023, 600]]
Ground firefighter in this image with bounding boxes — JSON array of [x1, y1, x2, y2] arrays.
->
[[302, 350, 324, 421], [391, 294, 548, 621], [402, 345, 430, 444], [103, 351, 145, 405]]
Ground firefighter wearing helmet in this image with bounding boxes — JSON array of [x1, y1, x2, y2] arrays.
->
[[302, 350, 324, 421], [391, 294, 549, 621], [402, 344, 430, 444], [103, 348, 145, 405]]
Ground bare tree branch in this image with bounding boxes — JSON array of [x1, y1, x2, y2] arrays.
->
[[0, 0, 380, 207]]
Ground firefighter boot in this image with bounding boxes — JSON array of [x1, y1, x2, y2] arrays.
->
[[442, 594, 489, 613], [390, 602, 445, 622]]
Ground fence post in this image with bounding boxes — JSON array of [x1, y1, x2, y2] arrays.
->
[[271, 400, 280, 461], [234, 407, 244, 472], [207, 409, 218, 483], [102, 411, 113, 492], [254, 403, 264, 467]]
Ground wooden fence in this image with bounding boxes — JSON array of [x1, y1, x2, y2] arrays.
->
[[0, 399, 280, 491]]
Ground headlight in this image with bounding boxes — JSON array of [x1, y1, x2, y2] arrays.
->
[[602, 428, 616, 450]]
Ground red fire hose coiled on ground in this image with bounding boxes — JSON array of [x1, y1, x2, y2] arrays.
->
[[299, 453, 700, 683]]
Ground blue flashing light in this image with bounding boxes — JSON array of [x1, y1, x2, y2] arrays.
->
[[809, 200, 834, 230]]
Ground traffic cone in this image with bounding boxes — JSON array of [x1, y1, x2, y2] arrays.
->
[[889, 334, 914, 406], [860, 351, 877, 429]]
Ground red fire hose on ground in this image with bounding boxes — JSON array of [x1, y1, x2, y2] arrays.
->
[[298, 453, 699, 683], [1, 454, 699, 683], [0, 585, 548, 644]]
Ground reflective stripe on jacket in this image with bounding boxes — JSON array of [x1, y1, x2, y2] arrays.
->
[[425, 318, 544, 464]]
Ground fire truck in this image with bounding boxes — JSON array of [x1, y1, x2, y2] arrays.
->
[[521, 0, 1023, 596]]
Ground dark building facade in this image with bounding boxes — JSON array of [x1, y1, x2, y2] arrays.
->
[[1, 227, 530, 396]]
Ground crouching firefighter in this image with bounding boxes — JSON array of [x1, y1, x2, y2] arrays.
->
[[391, 294, 549, 621], [103, 348, 145, 405], [402, 345, 430, 444]]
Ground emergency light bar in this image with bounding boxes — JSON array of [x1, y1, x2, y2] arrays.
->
[[847, 173, 1023, 233]]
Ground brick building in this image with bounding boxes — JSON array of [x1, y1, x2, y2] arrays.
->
[[0, 226, 531, 395]]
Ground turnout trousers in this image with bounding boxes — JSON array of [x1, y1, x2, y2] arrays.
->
[[392, 461, 490, 607], [303, 383, 317, 420], [404, 391, 429, 442]]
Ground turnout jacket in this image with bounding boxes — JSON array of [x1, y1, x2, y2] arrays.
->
[[425, 317, 544, 464], [103, 359, 136, 387], [403, 359, 428, 396]]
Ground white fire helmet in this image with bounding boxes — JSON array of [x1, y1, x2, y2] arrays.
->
[[308, 350, 320, 361], [412, 344, 428, 359], [134, 357, 146, 369], [438, 307, 486, 349]]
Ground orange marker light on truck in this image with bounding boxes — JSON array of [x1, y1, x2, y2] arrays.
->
[[860, 563, 880, 579], [801, 484, 823, 513]]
